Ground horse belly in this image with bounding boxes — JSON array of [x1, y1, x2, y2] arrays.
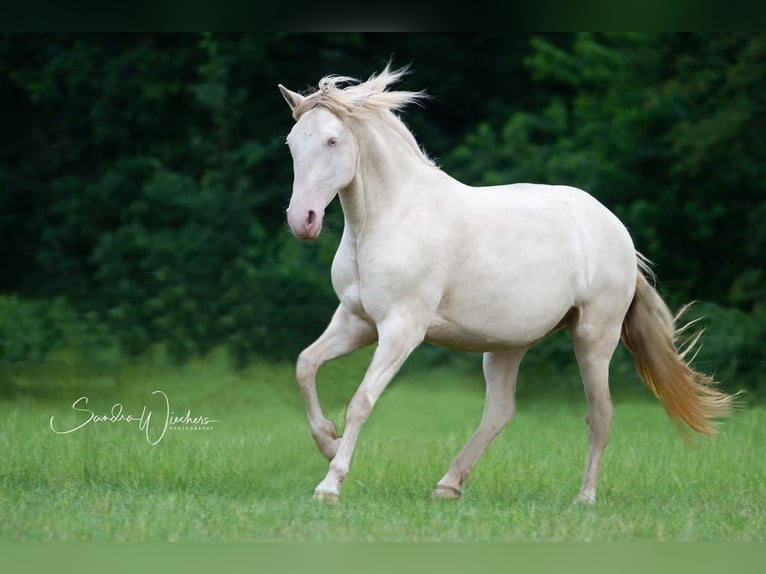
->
[[425, 206, 585, 351], [426, 251, 581, 351], [425, 285, 576, 352], [424, 321, 524, 352]]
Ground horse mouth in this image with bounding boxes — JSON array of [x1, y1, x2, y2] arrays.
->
[[296, 229, 321, 241], [291, 223, 323, 241]]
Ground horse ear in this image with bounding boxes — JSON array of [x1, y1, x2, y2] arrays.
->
[[278, 84, 305, 112]]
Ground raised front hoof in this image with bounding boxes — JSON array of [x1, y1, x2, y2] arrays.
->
[[432, 484, 461, 500], [313, 422, 340, 461], [318, 438, 341, 462], [313, 490, 340, 504]]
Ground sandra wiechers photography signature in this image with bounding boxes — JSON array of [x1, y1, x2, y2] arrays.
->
[[49, 390, 219, 446]]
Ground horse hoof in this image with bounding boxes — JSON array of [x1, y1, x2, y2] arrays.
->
[[313, 490, 340, 504], [574, 493, 596, 505], [432, 484, 461, 500]]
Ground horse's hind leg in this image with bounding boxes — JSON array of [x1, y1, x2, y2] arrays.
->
[[296, 305, 376, 461], [571, 316, 623, 504], [433, 348, 526, 499]]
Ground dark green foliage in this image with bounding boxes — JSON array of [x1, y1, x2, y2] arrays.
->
[[1, 34, 338, 364], [445, 33, 766, 314], [1, 34, 763, 389], [684, 302, 766, 390], [0, 296, 67, 363]]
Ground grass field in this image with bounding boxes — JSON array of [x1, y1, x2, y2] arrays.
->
[[1, 346, 763, 541]]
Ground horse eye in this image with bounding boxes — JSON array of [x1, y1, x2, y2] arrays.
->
[[327, 137, 338, 147]]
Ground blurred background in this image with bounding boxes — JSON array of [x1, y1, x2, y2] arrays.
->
[[1, 33, 764, 393]]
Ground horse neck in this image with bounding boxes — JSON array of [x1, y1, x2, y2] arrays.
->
[[339, 115, 435, 233]]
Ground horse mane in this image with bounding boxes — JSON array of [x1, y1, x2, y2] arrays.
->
[[293, 64, 436, 167]]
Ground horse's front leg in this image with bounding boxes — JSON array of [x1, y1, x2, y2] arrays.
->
[[313, 315, 425, 502], [297, 305, 376, 461]]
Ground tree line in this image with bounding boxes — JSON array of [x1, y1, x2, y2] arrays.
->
[[1, 33, 763, 388]]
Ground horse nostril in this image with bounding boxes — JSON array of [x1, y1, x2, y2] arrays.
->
[[307, 210, 316, 225]]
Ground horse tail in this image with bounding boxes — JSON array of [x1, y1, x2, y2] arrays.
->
[[621, 256, 738, 436]]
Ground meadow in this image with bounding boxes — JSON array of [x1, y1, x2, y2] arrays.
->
[[1, 346, 763, 542]]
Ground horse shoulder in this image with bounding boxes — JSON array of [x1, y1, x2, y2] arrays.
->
[[352, 216, 452, 323]]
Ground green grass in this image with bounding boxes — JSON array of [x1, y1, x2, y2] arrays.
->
[[1, 347, 763, 541]]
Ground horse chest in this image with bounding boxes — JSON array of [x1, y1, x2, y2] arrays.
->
[[331, 237, 442, 323]]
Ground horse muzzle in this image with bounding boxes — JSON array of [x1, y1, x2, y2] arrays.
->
[[287, 206, 324, 240]]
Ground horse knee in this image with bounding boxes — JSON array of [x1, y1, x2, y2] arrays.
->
[[346, 393, 373, 427], [296, 350, 318, 390], [484, 404, 515, 436]]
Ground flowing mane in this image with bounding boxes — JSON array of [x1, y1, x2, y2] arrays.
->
[[292, 65, 435, 166]]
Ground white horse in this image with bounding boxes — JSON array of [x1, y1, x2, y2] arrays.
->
[[278, 65, 735, 504]]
